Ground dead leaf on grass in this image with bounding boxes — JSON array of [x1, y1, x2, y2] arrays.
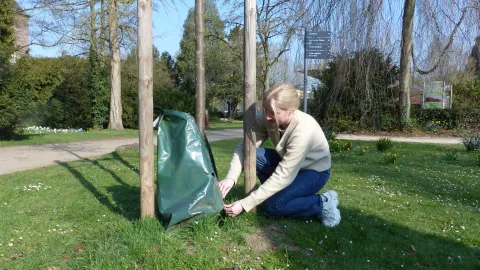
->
[[74, 245, 84, 253]]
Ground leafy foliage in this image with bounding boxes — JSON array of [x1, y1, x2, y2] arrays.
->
[[449, 72, 480, 109], [311, 49, 400, 131], [0, 94, 18, 140], [175, 0, 238, 112], [462, 133, 480, 151], [412, 107, 480, 130], [121, 47, 187, 128], [87, 48, 109, 129], [0, 0, 17, 139], [376, 137, 394, 152]]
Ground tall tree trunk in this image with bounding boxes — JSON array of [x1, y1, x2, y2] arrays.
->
[[108, 0, 124, 130], [195, 0, 206, 134], [89, 0, 97, 51], [399, 0, 415, 124], [100, 0, 106, 57]]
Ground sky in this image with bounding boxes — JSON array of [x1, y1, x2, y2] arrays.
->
[[29, 1, 196, 58]]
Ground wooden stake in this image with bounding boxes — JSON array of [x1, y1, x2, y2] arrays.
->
[[138, 0, 154, 218], [244, 0, 257, 212], [195, 0, 206, 134]]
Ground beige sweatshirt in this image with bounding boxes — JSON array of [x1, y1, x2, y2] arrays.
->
[[225, 110, 331, 212]]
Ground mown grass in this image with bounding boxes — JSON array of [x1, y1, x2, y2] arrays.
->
[[207, 120, 243, 131], [0, 129, 140, 147], [0, 140, 479, 269], [0, 121, 242, 147]]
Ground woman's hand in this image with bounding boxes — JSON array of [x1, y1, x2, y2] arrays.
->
[[218, 178, 235, 198], [224, 201, 244, 217]]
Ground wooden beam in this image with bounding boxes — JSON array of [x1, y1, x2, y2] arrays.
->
[[138, 0, 154, 218], [195, 0, 206, 134], [244, 0, 257, 211]]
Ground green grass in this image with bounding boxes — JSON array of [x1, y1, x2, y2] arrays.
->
[[0, 129, 139, 147], [0, 140, 479, 269], [0, 121, 242, 147], [207, 120, 243, 130]]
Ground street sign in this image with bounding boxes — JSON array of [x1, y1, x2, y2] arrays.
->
[[305, 30, 330, 59]]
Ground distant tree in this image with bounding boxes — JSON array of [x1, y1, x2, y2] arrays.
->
[[312, 49, 399, 131], [176, 0, 232, 107], [0, 0, 17, 139], [121, 47, 177, 128], [0, 0, 15, 88]]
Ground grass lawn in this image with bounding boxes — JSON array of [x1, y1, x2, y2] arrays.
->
[[0, 121, 242, 147], [0, 129, 140, 147], [207, 120, 243, 130], [0, 139, 479, 269]]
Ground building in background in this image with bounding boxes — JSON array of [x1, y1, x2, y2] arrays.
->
[[12, 1, 29, 62]]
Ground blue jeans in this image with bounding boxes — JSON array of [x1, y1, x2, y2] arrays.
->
[[256, 148, 330, 218]]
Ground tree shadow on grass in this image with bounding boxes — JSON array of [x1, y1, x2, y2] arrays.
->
[[245, 207, 480, 269], [55, 149, 142, 220]]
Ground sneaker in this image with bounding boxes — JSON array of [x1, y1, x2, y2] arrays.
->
[[321, 190, 341, 227]]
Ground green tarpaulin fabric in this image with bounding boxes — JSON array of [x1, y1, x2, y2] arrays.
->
[[156, 110, 224, 229]]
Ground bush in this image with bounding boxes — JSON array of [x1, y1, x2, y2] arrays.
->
[[0, 94, 18, 140], [412, 108, 480, 130], [445, 149, 459, 161], [383, 152, 397, 164], [329, 140, 352, 153], [377, 137, 394, 151], [323, 127, 337, 141], [462, 134, 480, 151]]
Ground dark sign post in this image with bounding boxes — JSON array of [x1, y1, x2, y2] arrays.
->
[[304, 29, 330, 112]]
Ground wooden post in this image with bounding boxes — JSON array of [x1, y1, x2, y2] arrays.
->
[[195, 0, 206, 134], [138, 0, 155, 218], [244, 0, 257, 211]]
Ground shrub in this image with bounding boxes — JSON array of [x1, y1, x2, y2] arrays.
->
[[445, 149, 459, 161], [377, 137, 394, 151], [383, 152, 397, 164], [329, 140, 352, 153], [412, 108, 480, 130], [0, 94, 18, 140], [462, 134, 480, 151], [323, 127, 337, 141]]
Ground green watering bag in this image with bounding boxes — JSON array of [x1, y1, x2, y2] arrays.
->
[[156, 110, 224, 229]]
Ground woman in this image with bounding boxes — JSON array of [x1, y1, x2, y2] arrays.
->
[[219, 83, 341, 227]]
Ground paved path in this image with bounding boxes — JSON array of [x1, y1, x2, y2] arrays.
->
[[0, 129, 462, 176], [0, 129, 244, 176]]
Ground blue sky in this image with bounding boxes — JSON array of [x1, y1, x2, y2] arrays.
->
[[30, 1, 195, 58]]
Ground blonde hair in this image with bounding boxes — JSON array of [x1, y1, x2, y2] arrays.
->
[[263, 83, 300, 111], [263, 83, 300, 127]]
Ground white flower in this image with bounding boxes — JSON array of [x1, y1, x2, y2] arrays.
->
[[8, 243, 13, 247]]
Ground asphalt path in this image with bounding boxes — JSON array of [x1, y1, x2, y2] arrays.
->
[[0, 129, 244, 176], [0, 129, 462, 176]]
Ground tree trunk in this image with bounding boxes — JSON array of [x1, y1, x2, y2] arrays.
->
[[264, 63, 270, 93], [138, 0, 154, 218], [100, 0, 106, 57], [195, 0, 206, 134], [108, 0, 124, 130], [399, 0, 415, 124], [89, 0, 96, 50]]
